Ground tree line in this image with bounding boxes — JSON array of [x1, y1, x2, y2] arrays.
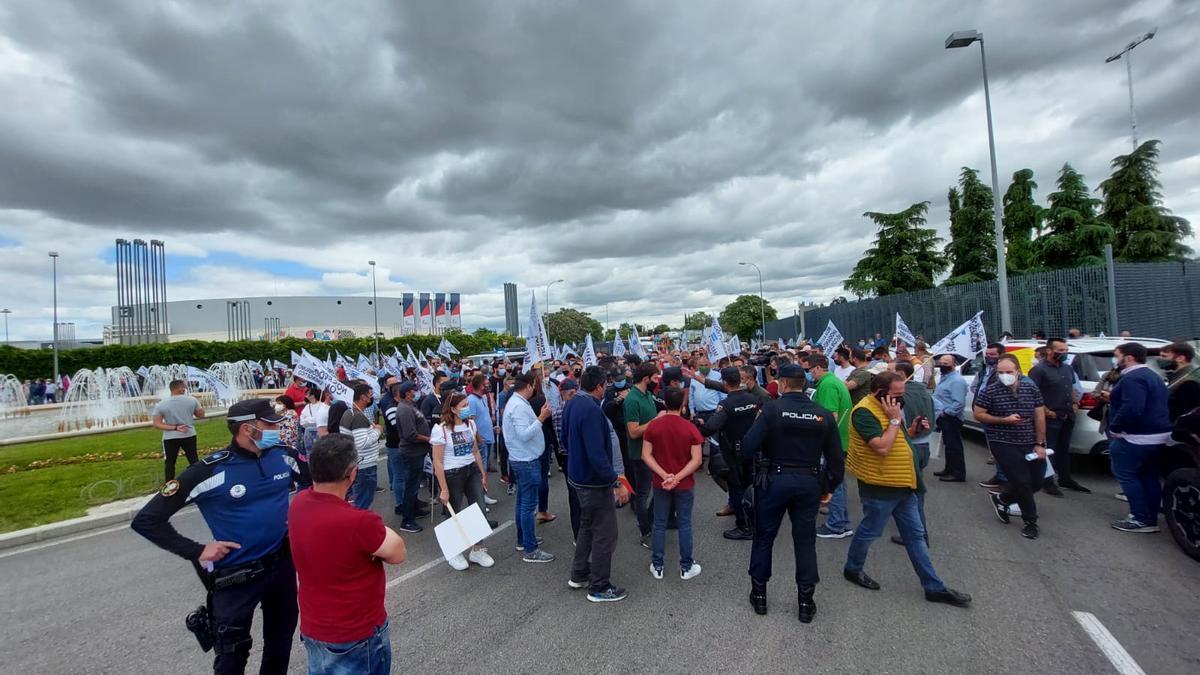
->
[[844, 139, 1193, 297]]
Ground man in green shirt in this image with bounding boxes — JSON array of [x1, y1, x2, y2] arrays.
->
[[623, 362, 662, 547], [845, 347, 873, 405], [809, 355, 854, 538]]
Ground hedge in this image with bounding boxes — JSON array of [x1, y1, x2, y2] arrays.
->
[[0, 334, 525, 381]]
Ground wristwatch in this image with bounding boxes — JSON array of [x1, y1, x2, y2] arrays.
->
[[888, 419, 901, 426]]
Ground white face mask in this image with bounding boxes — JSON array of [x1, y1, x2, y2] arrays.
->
[[998, 373, 1018, 386]]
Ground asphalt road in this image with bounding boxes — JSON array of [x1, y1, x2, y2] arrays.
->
[[2, 434, 1198, 675]]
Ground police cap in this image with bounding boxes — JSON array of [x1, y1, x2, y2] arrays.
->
[[778, 364, 806, 379]]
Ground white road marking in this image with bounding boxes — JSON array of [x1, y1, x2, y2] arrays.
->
[[386, 519, 513, 588], [1071, 611, 1147, 675], [0, 523, 134, 560]]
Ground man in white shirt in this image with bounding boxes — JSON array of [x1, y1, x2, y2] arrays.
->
[[502, 373, 554, 562]]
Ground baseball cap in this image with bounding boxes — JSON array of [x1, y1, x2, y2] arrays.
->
[[227, 398, 285, 424], [778, 364, 807, 379], [560, 379, 579, 392], [398, 381, 418, 396]]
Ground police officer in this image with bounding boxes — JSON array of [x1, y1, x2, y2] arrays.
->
[[699, 367, 762, 541], [132, 399, 300, 675], [740, 364, 843, 624]]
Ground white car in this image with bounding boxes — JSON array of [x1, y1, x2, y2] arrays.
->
[[960, 337, 1172, 455], [461, 351, 526, 368]]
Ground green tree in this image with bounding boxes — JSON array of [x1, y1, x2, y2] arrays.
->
[[844, 201, 946, 297], [544, 308, 603, 345], [651, 324, 671, 335], [1036, 163, 1112, 268], [603, 322, 644, 342], [682, 313, 711, 330], [1002, 168, 1040, 273], [718, 294, 778, 340], [1098, 139, 1192, 261], [945, 167, 997, 286]]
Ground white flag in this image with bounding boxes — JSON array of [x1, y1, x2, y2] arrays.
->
[[930, 311, 988, 359], [415, 365, 435, 397], [633, 325, 651, 358], [136, 365, 149, 378], [357, 354, 372, 372], [290, 350, 301, 366], [612, 334, 626, 358], [704, 325, 729, 362], [728, 335, 743, 355], [524, 292, 553, 371], [583, 334, 598, 367], [345, 365, 380, 395], [777, 338, 786, 351], [817, 320, 844, 356], [186, 366, 234, 403], [895, 313, 917, 347], [406, 344, 419, 368], [437, 337, 454, 359]]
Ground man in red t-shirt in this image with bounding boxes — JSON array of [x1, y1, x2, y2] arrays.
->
[[289, 435, 407, 675], [284, 376, 308, 415], [641, 386, 704, 581]]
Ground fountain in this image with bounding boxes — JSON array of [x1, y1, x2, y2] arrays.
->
[[142, 364, 190, 399], [207, 361, 258, 403], [56, 367, 150, 432], [0, 374, 28, 418]]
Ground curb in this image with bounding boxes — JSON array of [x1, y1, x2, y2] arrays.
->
[[0, 506, 142, 552]]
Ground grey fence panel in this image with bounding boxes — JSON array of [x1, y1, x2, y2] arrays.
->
[[1114, 262, 1200, 340]]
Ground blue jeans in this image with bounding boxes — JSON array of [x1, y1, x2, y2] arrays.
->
[[303, 619, 391, 675], [385, 447, 403, 509], [825, 481, 851, 532], [652, 487, 694, 569], [510, 459, 542, 553], [479, 441, 492, 476], [1109, 438, 1163, 524], [351, 465, 378, 510], [845, 492, 946, 593]]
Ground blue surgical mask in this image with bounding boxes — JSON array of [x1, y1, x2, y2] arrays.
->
[[498, 369, 506, 377], [805, 370, 814, 384], [614, 379, 626, 388], [255, 428, 281, 449], [458, 408, 471, 421]]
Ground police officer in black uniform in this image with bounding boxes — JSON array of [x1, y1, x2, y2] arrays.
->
[[132, 399, 300, 675], [741, 364, 843, 624], [699, 367, 762, 541]]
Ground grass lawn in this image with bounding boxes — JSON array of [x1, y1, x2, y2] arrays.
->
[[0, 419, 232, 533]]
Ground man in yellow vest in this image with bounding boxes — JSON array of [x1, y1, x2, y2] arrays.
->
[[842, 371, 971, 608]]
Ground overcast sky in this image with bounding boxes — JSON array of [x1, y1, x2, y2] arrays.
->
[[1, 0, 1197, 341]]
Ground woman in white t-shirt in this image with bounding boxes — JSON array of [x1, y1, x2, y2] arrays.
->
[[298, 388, 330, 456], [431, 392, 495, 571]]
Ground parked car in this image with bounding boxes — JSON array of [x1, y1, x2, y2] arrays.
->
[[1164, 411, 1200, 561], [959, 337, 1172, 455], [461, 351, 527, 368]]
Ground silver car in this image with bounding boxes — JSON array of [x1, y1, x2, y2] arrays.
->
[[960, 337, 1172, 455]]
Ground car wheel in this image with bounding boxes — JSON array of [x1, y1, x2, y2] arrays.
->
[[1164, 467, 1200, 562]]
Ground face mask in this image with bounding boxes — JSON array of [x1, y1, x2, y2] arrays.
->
[[647, 380, 658, 394], [498, 369, 506, 377], [254, 428, 281, 449], [998, 373, 1018, 386], [614, 379, 626, 388], [985, 356, 999, 367], [938, 364, 955, 374], [805, 370, 814, 384], [1156, 358, 1177, 371], [458, 407, 472, 421], [699, 366, 710, 376]]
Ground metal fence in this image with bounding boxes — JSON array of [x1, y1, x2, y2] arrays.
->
[[767, 259, 1200, 345]]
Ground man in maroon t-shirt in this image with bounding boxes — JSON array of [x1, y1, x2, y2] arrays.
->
[[641, 386, 704, 581], [289, 435, 407, 675]]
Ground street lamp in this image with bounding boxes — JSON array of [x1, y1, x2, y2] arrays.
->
[[1106, 28, 1157, 151], [945, 29, 1012, 334], [738, 262, 767, 341], [1, 309, 10, 344], [49, 252, 60, 384], [546, 279, 564, 315], [368, 260, 380, 362]]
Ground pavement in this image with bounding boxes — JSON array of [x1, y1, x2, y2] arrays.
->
[[1, 434, 1198, 674]]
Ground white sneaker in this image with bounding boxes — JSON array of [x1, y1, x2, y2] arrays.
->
[[649, 563, 663, 580], [484, 494, 498, 505], [1008, 503, 1023, 517], [447, 553, 469, 571], [468, 548, 495, 568], [681, 562, 702, 580]]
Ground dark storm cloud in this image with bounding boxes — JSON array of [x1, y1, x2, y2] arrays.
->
[[0, 0, 1198, 341]]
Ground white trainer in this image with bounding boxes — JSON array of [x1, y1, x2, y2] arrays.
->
[[468, 548, 495, 568], [681, 562, 702, 580], [447, 553, 469, 571]]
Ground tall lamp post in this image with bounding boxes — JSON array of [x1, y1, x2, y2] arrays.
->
[[738, 261, 767, 341], [546, 279, 564, 315], [368, 260, 380, 362], [1, 309, 10, 344], [1106, 28, 1157, 151], [946, 29, 1012, 334], [49, 252, 60, 384]]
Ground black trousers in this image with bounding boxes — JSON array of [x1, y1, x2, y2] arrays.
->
[[991, 441, 1045, 524], [1046, 416, 1075, 484], [571, 485, 618, 593], [163, 437, 199, 481], [210, 555, 298, 675], [626, 458, 654, 536], [938, 415, 966, 478], [750, 472, 821, 587]]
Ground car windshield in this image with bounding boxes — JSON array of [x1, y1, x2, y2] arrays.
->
[[1073, 349, 1167, 383]]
